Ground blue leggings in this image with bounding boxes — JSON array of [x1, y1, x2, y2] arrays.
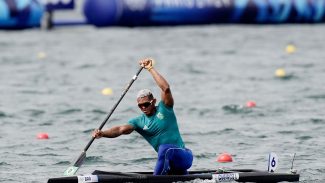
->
[[154, 144, 193, 175]]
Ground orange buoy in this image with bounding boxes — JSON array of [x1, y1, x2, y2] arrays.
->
[[37, 133, 49, 139], [246, 101, 256, 108], [217, 153, 233, 163]]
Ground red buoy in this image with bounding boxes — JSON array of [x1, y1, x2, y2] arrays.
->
[[217, 153, 233, 163], [246, 101, 256, 108], [37, 133, 49, 139]]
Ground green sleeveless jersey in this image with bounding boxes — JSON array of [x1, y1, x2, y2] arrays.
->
[[128, 101, 185, 152]]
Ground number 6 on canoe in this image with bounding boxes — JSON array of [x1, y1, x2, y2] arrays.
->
[[63, 66, 144, 176]]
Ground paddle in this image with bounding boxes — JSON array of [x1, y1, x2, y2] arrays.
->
[[63, 66, 144, 176]]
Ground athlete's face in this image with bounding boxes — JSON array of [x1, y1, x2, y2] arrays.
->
[[137, 96, 156, 116]]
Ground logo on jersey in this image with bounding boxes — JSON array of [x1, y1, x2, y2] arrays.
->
[[143, 125, 149, 130], [157, 112, 164, 120]]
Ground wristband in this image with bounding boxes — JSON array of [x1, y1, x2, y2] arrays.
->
[[147, 66, 153, 71]]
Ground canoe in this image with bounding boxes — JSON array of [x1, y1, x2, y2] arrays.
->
[[47, 169, 299, 183]]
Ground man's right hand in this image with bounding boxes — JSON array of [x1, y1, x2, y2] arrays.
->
[[139, 58, 154, 70], [92, 129, 104, 139]]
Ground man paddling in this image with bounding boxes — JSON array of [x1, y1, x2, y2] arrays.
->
[[92, 58, 193, 175]]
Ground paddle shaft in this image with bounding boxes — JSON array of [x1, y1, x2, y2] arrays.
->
[[63, 67, 144, 176], [85, 66, 143, 152], [72, 67, 143, 166], [83, 67, 143, 152]]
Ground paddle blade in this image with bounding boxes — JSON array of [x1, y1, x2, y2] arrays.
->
[[64, 151, 86, 176], [64, 166, 79, 176]]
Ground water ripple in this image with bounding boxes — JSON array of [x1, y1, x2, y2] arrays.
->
[[306, 94, 325, 100], [0, 161, 10, 166], [295, 135, 313, 141], [131, 157, 156, 163], [85, 156, 104, 163], [23, 109, 45, 117], [18, 153, 61, 157], [0, 111, 6, 118], [278, 130, 295, 135], [310, 118, 325, 124], [76, 64, 96, 69], [194, 152, 215, 159], [91, 109, 107, 115], [39, 121, 53, 126], [55, 108, 82, 115], [222, 105, 252, 114], [274, 74, 296, 80], [183, 129, 234, 136], [54, 161, 70, 165]]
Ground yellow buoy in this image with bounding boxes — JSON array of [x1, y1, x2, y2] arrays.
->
[[37, 52, 47, 59], [286, 44, 296, 54], [275, 68, 286, 78], [101, 88, 113, 95]]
